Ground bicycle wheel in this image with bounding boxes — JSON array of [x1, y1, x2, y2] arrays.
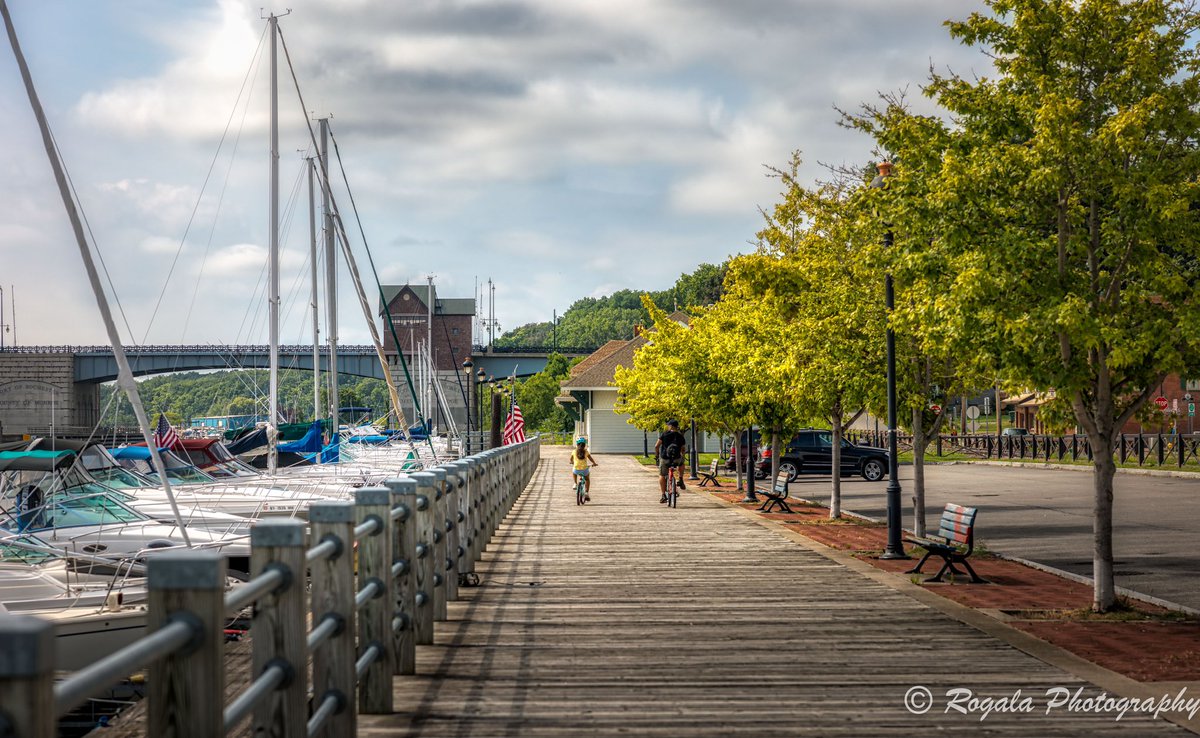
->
[[667, 473, 678, 508], [577, 478, 586, 505]]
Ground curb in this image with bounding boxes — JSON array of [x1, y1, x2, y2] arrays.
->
[[692, 485, 1200, 736], [932, 459, 1200, 479]]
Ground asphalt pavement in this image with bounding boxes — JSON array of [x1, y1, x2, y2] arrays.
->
[[783, 462, 1200, 610]]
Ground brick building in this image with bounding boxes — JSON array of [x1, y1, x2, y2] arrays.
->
[[378, 284, 475, 432]]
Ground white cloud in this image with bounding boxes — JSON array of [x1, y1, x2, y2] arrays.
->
[[2, 0, 994, 346]]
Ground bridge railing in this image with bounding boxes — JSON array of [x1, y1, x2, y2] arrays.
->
[[0, 344, 381, 355], [0, 438, 542, 737], [473, 344, 599, 355]]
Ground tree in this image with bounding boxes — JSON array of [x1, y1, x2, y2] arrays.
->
[[868, 0, 1200, 609], [517, 354, 576, 432], [751, 158, 887, 518]]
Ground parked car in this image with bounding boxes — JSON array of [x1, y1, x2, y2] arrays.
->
[[757, 430, 889, 482], [723, 431, 762, 473], [1002, 427, 1029, 437]]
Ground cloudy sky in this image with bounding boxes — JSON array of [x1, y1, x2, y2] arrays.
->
[[0, 0, 987, 347]]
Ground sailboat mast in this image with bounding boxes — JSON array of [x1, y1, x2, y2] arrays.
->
[[308, 157, 321, 436], [267, 13, 281, 475], [320, 117, 339, 430], [2, 0, 191, 544], [426, 274, 434, 431]]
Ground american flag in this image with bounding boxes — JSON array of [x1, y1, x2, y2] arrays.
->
[[503, 398, 526, 445], [153, 412, 180, 450]]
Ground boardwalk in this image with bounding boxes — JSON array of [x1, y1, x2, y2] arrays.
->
[[365, 447, 1189, 736]]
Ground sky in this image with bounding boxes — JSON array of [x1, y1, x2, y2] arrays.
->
[[0, 0, 988, 348]]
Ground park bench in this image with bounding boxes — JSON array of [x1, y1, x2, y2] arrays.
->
[[757, 469, 793, 514], [698, 459, 722, 487], [904, 503, 986, 583]]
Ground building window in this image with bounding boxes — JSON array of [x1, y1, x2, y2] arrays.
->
[[452, 328, 460, 335]]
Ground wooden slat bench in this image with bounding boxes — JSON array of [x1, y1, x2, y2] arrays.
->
[[698, 459, 722, 487], [905, 503, 986, 583], [757, 470, 792, 514]]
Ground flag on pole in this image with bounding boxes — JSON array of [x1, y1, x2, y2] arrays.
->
[[153, 412, 180, 450], [503, 398, 525, 445]]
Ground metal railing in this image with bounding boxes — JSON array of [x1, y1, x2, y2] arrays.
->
[[846, 430, 1200, 469], [0, 437, 542, 737]]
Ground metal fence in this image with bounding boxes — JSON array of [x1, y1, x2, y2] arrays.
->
[[0, 438, 541, 737], [847, 430, 1200, 469]]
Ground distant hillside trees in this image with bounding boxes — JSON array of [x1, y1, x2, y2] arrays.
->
[[495, 262, 727, 349]]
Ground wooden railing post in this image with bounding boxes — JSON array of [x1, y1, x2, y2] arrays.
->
[[480, 450, 497, 548], [0, 614, 55, 738], [309, 501, 357, 738], [426, 468, 450, 621], [356, 487, 394, 714], [464, 457, 482, 571], [383, 477, 417, 675], [448, 460, 472, 584], [148, 551, 226, 738], [250, 519, 307, 738], [408, 472, 436, 645], [437, 465, 460, 602]]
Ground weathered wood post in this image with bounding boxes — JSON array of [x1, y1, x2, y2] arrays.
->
[[356, 487, 394, 714], [482, 449, 498, 547], [309, 501, 357, 737], [448, 460, 472, 583], [148, 551, 226, 738], [383, 477, 417, 674], [425, 468, 449, 621], [408, 472, 436, 645], [463, 457, 482, 571], [440, 463, 463, 599], [250, 519, 307, 738], [0, 614, 55, 738]]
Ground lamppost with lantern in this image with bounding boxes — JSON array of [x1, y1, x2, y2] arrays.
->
[[869, 160, 908, 560], [462, 358, 474, 453]]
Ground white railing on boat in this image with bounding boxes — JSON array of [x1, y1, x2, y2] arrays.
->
[[0, 438, 541, 737]]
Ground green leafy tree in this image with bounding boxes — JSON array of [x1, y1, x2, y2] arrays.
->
[[751, 158, 887, 518], [864, 0, 1200, 609]]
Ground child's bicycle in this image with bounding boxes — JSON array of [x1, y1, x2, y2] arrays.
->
[[575, 473, 588, 505]]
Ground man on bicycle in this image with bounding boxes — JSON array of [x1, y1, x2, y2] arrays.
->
[[654, 419, 687, 503]]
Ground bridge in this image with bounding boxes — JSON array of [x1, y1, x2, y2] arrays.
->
[[0, 344, 596, 436]]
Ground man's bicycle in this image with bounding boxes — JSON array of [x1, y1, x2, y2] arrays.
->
[[666, 465, 679, 507]]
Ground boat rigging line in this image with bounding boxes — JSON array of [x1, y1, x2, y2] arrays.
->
[[3, 0, 192, 545], [275, 27, 434, 453]]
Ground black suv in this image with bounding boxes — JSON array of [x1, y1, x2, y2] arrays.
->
[[758, 430, 889, 482]]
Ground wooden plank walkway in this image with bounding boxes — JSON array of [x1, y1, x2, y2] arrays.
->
[[362, 447, 1189, 736]]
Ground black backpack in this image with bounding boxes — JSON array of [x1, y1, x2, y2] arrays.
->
[[664, 443, 681, 461]]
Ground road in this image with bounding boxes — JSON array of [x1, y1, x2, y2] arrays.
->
[[782, 463, 1200, 610]]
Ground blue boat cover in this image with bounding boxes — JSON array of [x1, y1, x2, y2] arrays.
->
[[279, 422, 324, 454]]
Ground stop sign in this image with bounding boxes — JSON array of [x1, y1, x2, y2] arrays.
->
[[1155, 396, 1168, 411], [930, 404, 942, 415]]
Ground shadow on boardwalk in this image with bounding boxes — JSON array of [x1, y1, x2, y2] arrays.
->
[[365, 447, 1190, 737]]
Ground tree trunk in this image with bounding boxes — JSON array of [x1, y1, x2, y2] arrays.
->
[[770, 428, 780, 485], [830, 411, 843, 520], [911, 406, 926, 537], [1090, 428, 1117, 611]]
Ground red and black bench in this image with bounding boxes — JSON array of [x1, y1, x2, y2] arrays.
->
[[904, 503, 986, 583]]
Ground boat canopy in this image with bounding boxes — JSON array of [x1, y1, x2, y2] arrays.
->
[[108, 447, 171, 461], [0, 450, 77, 473], [279, 422, 325, 454]]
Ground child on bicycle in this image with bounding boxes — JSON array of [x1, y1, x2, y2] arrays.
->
[[571, 437, 598, 501]]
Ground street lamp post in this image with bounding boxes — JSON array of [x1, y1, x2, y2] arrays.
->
[[462, 358, 474, 453], [870, 160, 908, 559], [476, 368, 486, 449]]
